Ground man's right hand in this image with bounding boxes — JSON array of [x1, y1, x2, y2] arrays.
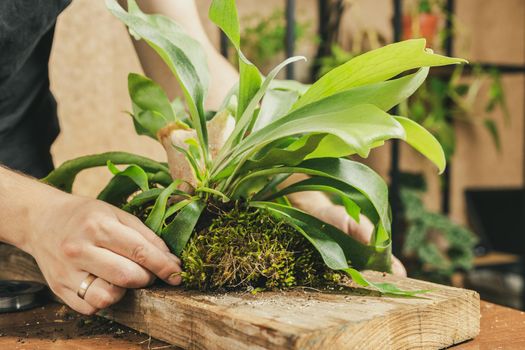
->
[[0, 166, 183, 315]]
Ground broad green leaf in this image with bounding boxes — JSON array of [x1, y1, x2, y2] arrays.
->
[[249, 68, 429, 137], [250, 202, 390, 271], [296, 68, 429, 115], [163, 197, 197, 221], [106, 0, 209, 158], [394, 116, 446, 174], [122, 188, 164, 212], [218, 56, 306, 165], [235, 158, 391, 235], [128, 73, 176, 139], [269, 79, 310, 94], [128, 73, 176, 123], [130, 110, 168, 139], [244, 69, 427, 160], [236, 104, 405, 159], [145, 181, 182, 233], [43, 152, 170, 192], [302, 137, 381, 160], [341, 196, 361, 224], [252, 202, 351, 270], [251, 203, 423, 296], [294, 39, 467, 110], [96, 170, 169, 207], [344, 268, 428, 296], [209, 0, 261, 117], [161, 200, 206, 256], [149, 171, 176, 188], [265, 180, 362, 223], [208, 0, 240, 48], [268, 176, 379, 225], [252, 89, 300, 131], [107, 161, 149, 192], [97, 176, 141, 206], [238, 69, 429, 161], [251, 174, 292, 201], [240, 134, 325, 173]]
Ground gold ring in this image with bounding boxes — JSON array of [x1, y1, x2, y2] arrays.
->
[[77, 273, 97, 299]]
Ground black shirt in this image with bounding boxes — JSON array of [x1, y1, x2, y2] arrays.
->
[[0, 0, 71, 177]]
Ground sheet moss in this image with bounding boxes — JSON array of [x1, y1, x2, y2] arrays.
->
[[180, 203, 342, 291]]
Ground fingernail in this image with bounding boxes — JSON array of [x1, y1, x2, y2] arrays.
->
[[168, 272, 182, 285]]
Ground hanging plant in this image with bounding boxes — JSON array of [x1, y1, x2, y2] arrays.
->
[[44, 0, 466, 295]]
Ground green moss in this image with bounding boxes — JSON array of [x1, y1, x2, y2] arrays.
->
[[181, 204, 341, 291]]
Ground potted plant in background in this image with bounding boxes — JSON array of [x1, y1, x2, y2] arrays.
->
[[44, 0, 465, 294], [403, 0, 440, 48]]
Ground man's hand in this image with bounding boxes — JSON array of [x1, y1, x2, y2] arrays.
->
[[283, 174, 407, 277], [316, 205, 407, 277], [0, 167, 182, 315]]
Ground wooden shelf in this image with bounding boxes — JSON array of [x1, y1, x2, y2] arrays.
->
[[473, 251, 521, 267]]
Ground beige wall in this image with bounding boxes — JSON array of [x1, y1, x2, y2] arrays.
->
[[50, 0, 524, 226], [50, 0, 157, 196]]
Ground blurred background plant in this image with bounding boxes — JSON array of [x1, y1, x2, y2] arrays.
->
[[399, 64, 510, 160], [399, 172, 477, 284], [228, 8, 312, 74]]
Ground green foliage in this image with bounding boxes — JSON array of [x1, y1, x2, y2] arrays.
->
[[317, 45, 356, 78], [236, 9, 311, 70], [45, 0, 466, 295], [42, 152, 170, 192], [401, 187, 477, 280], [181, 206, 338, 291], [403, 65, 510, 160], [128, 73, 179, 139], [294, 39, 465, 110]]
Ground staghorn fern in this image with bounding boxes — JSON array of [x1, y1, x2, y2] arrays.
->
[[43, 0, 467, 296]]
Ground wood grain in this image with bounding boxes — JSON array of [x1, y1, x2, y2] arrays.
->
[[0, 303, 170, 350], [0, 244, 480, 350]]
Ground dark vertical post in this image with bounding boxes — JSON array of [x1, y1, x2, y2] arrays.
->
[[390, 0, 403, 257], [441, 0, 454, 214], [285, 0, 296, 79], [522, 11, 525, 311], [311, 0, 329, 79], [220, 31, 229, 59]]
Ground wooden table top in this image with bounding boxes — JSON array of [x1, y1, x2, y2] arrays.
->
[[0, 300, 523, 349]]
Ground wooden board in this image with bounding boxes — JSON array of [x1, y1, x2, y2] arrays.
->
[[0, 244, 480, 350]]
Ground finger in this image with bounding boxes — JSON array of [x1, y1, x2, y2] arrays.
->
[[391, 255, 407, 277], [57, 287, 98, 315], [97, 221, 183, 285], [115, 209, 170, 253], [78, 246, 155, 288], [83, 277, 126, 310], [346, 213, 374, 245], [317, 205, 349, 232], [318, 205, 373, 244]]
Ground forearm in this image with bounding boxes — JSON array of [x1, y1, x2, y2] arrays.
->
[[0, 166, 66, 251], [125, 0, 238, 110]]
